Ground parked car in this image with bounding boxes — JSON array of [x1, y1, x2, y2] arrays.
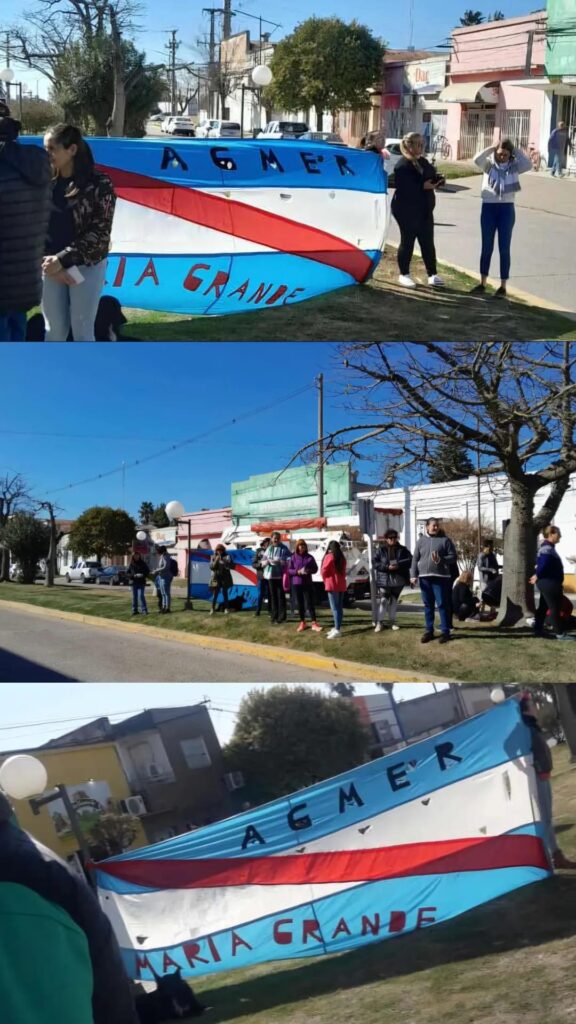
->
[[64, 560, 102, 583], [161, 117, 176, 134], [195, 118, 218, 138], [95, 565, 130, 586], [257, 121, 309, 140], [166, 117, 196, 137], [148, 113, 164, 123], [381, 138, 402, 185], [203, 119, 241, 138], [297, 131, 346, 145]]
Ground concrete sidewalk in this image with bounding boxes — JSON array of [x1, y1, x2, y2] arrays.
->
[[388, 172, 576, 314]]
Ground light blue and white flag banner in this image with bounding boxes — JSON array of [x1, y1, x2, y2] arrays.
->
[[94, 700, 549, 979], [25, 137, 387, 315]]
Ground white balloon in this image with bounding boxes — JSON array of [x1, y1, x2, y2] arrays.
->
[[165, 500, 185, 520], [0, 68, 15, 83], [251, 65, 272, 88], [0, 755, 48, 800], [136, 530, 148, 541], [490, 687, 506, 704]]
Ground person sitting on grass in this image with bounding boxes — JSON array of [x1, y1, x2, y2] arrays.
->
[[288, 539, 322, 634], [209, 544, 233, 615], [519, 692, 576, 871], [452, 570, 480, 622]]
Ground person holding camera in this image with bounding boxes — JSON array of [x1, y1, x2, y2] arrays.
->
[[472, 139, 532, 298], [390, 132, 445, 289]]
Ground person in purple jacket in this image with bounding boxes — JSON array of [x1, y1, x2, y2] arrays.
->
[[530, 526, 574, 641], [288, 539, 323, 634]]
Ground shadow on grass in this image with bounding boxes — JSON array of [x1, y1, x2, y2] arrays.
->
[[193, 877, 576, 1021]]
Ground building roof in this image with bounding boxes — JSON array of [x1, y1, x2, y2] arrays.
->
[[384, 49, 445, 63]]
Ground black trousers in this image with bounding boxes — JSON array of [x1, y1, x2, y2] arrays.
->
[[256, 577, 269, 614], [535, 579, 563, 634], [211, 585, 229, 611], [394, 212, 437, 277], [294, 584, 316, 622], [268, 579, 286, 622]]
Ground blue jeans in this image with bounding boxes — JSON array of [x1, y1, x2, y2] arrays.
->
[[157, 576, 172, 610], [0, 311, 27, 340], [551, 152, 565, 176], [327, 591, 344, 631], [480, 203, 516, 281], [536, 775, 558, 861], [420, 577, 451, 635], [42, 261, 107, 341], [131, 584, 148, 613]]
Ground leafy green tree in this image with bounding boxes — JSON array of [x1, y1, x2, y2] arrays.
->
[[20, 97, 64, 134], [151, 505, 170, 528], [327, 682, 356, 697], [3, 513, 50, 584], [224, 685, 370, 803], [428, 438, 475, 483], [68, 506, 136, 560], [460, 9, 485, 23], [267, 18, 385, 130], [488, 10, 505, 19], [87, 812, 139, 858], [138, 501, 155, 524], [52, 35, 166, 136]]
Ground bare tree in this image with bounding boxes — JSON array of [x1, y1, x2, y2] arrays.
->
[[289, 343, 576, 627], [0, 474, 33, 581], [442, 517, 501, 572], [34, 500, 64, 586]]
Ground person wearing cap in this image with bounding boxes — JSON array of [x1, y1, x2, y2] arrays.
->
[[519, 693, 576, 871], [0, 791, 138, 1023], [0, 111, 51, 340]]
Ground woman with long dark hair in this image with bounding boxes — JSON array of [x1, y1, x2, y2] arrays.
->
[[209, 544, 234, 615], [42, 124, 116, 341], [391, 132, 445, 289], [288, 539, 322, 633], [321, 540, 348, 640], [472, 138, 531, 298]]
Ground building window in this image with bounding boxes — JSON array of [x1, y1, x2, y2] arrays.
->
[[499, 110, 530, 150], [180, 737, 212, 770]]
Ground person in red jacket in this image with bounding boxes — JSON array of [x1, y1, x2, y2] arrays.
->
[[321, 540, 348, 639]]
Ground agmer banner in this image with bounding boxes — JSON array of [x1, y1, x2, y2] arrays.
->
[[26, 137, 388, 315], [94, 700, 549, 980], [189, 549, 259, 608]]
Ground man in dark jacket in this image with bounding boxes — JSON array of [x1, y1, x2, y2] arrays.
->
[[373, 530, 412, 632], [0, 113, 51, 340], [0, 791, 138, 1023]]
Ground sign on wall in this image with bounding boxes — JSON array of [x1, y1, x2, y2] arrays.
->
[[94, 700, 549, 979]]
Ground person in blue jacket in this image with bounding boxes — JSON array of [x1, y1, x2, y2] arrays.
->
[[530, 525, 574, 640]]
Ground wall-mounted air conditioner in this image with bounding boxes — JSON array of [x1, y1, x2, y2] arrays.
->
[[120, 795, 147, 816], [147, 763, 162, 778], [224, 771, 245, 791]]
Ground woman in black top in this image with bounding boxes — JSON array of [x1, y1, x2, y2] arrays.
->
[[391, 132, 445, 289]]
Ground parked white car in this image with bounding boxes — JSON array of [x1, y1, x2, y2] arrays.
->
[[195, 119, 218, 138], [257, 120, 309, 140], [196, 119, 241, 139], [65, 559, 102, 583], [381, 138, 402, 184], [165, 116, 196, 137]]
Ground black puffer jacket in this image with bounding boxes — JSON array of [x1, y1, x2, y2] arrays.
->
[[0, 810, 138, 1024], [0, 140, 51, 313]]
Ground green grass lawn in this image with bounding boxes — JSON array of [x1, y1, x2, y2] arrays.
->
[[119, 251, 576, 343], [3, 582, 576, 683], [176, 748, 576, 1024]]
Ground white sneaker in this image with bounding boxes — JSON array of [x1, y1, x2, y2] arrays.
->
[[391, 624, 400, 631], [327, 628, 342, 640], [374, 623, 384, 633], [428, 274, 445, 287], [399, 274, 416, 288]]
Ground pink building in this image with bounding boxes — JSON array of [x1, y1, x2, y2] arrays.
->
[[174, 507, 232, 575], [441, 12, 549, 160]]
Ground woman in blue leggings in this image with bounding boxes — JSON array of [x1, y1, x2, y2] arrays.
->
[[471, 139, 531, 298]]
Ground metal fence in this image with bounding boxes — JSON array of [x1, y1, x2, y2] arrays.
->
[[459, 110, 496, 159], [499, 109, 531, 149]]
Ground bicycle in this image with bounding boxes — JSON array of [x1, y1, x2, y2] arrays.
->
[[431, 134, 452, 161]]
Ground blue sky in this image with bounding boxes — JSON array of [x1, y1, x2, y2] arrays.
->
[[0, 682, 448, 750], [1, 342, 373, 520], [2, 0, 537, 99]]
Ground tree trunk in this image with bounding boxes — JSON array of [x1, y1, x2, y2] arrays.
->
[[315, 105, 323, 131], [108, 6, 126, 137], [0, 546, 10, 582], [554, 685, 576, 761], [496, 479, 537, 626]]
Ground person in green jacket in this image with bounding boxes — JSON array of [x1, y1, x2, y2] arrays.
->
[[0, 791, 138, 1024]]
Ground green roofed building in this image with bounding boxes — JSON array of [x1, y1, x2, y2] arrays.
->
[[231, 463, 370, 525]]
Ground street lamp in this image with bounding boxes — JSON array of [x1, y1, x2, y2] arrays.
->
[[165, 500, 193, 610], [0, 68, 22, 119], [0, 754, 94, 882], [241, 63, 273, 138]]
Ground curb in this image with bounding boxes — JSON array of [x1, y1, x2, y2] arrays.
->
[[0, 598, 451, 684], [385, 242, 576, 321]]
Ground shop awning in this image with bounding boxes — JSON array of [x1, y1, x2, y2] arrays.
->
[[438, 80, 497, 103], [413, 83, 444, 95]]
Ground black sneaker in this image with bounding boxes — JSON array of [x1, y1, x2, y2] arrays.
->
[[470, 283, 485, 294], [421, 632, 434, 644], [493, 286, 507, 299], [439, 633, 451, 644]]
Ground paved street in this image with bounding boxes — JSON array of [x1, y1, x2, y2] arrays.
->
[[0, 608, 342, 683], [388, 172, 576, 313]]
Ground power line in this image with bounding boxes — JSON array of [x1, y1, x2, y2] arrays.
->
[[43, 383, 315, 497]]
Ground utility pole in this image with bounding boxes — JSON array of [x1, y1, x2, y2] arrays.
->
[[317, 373, 324, 518], [4, 32, 10, 103], [223, 0, 232, 40], [202, 9, 220, 117], [166, 29, 179, 115], [476, 416, 482, 555]]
